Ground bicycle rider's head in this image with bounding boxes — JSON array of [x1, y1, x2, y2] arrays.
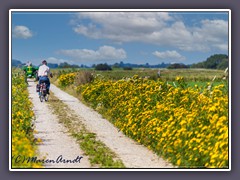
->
[[42, 60, 47, 65]]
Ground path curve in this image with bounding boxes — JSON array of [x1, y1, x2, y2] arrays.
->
[[27, 80, 91, 168], [50, 84, 174, 168]]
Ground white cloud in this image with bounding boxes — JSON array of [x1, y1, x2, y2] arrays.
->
[[73, 12, 173, 43], [57, 45, 127, 62], [191, 19, 228, 51], [12, 25, 33, 39], [153, 50, 186, 61], [72, 12, 228, 52], [46, 57, 71, 64], [212, 44, 228, 51]]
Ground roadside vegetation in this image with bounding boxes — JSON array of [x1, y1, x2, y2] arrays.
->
[[51, 67, 229, 168], [47, 93, 125, 168], [11, 69, 42, 168], [51, 68, 226, 82]]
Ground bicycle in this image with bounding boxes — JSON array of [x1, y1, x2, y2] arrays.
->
[[36, 82, 49, 102]]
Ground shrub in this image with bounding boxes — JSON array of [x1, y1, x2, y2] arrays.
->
[[74, 71, 94, 86], [167, 63, 190, 69], [95, 63, 112, 71], [58, 73, 76, 87], [123, 67, 133, 70]]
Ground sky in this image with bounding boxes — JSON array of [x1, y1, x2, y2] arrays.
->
[[11, 10, 229, 67]]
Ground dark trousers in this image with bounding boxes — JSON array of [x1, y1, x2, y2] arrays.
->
[[39, 76, 50, 90]]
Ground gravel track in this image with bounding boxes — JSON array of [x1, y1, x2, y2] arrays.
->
[[50, 84, 174, 169], [27, 79, 174, 169], [27, 80, 91, 168]]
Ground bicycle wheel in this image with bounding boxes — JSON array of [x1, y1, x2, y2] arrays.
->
[[39, 92, 44, 102], [45, 94, 49, 101]]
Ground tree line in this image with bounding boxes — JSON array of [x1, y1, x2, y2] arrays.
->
[[12, 54, 228, 70], [190, 54, 228, 70], [80, 54, 229, 70]]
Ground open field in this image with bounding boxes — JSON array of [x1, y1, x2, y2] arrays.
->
[[52, 68, 227, 82], [52, 68, 229, 168], [11, 67, 229, 168]]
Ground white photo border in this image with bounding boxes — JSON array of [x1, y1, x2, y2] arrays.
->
[[9, 9, 231, 172]]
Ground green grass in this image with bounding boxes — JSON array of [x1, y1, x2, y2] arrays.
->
[[51, 68, 226, 82], [47, 92, 125, 168], [50, 67, 229, 168]]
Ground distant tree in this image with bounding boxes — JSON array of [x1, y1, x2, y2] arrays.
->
[[167, 63, 189, 69], [123, 67, 133, 70], [59, 62, 70, 68], [71, 64, 80, 68], [112, 63, 120, 68], [95, 63, 112, 71], [58, 62, 80, 68], [48, 63, 58, 68], [191, 54, 228, 69], [217, 58, 228, 70], [120, 61, 124, 67], [12, 59, 23, 67]]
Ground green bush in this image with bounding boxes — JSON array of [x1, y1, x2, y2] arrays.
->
[[95, 63, 112, 71]]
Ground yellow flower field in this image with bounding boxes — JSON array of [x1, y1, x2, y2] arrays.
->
[[78, 75, 228, 168], [58, 73, 76, 87], [12, 72, 42, 168]]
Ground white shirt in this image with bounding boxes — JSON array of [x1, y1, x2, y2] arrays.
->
[[38, 64, 50, 76]]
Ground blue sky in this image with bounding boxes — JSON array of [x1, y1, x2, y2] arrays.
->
[[11, 10, 229, 66]]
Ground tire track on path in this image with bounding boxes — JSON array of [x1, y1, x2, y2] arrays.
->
[[27, 80, 91, 168], [50, 84, 174, 168]]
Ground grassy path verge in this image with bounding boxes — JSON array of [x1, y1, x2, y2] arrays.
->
[[47, 92, 125, 168]]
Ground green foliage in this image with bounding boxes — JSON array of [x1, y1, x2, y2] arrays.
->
[[48, 94, 125, 168], [95, 63, 112, 71], [123, 67, 133, 70], [59, 62, 80, 68], [167, 63, 189, 69], [53, 68, 229, 168], [54, 68, 225, 83], [58, 73, 76, 87], [12, 70, 42, 168], [217, 59, 228, 70], [191, 54, 228, 69], [74, 71, 94, 86], [79, 76, 228, 168]]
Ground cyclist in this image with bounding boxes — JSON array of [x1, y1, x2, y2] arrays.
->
[[37, 60, 53, 95]]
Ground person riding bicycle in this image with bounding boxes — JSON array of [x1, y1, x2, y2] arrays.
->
[[37, 60, 53, 95]]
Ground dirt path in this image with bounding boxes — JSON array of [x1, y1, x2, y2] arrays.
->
[[28, 79, 174, 169], [50, 84, 174, 168], [27, 80, 91, 168]]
